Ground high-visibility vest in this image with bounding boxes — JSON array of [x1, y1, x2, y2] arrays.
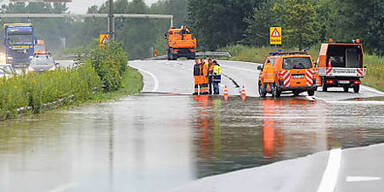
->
[[203, 63, 209, 76], [194, 63, 203, 76], [263, 63, 275, 83], [213, 64, 221, 82]]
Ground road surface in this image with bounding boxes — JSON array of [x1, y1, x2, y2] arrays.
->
[[0, 59, 383, 192]]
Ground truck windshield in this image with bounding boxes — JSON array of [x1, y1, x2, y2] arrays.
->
[[8, 35, 32, 45], [283, 57, 312, 69], [35, 44, 46, 51]]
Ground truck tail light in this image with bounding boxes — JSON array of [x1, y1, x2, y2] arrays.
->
[[354, 80, 361, 84], [326, 80, 334, 84]]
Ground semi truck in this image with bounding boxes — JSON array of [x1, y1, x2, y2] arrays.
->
[[317, 39, 365, 93], [166, 26, 197, 60], [4, 23, 35, 68]]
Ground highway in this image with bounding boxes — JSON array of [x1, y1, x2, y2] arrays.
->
[[0, 59, 383, 192]]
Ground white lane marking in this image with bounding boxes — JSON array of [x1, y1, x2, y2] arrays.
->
[[317, 148, 342, 192], [346, 176, 382, 182], [132, 66, 159, 92], [49, 182, 77, 192]]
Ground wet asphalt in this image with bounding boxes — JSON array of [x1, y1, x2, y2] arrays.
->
[[0, 59, 383, 191]]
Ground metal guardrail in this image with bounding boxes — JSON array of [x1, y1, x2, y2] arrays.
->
[[197, 52, 232, 58]]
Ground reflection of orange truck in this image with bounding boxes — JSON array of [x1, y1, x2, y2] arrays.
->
[[317, 39, 365, 93], [166, 26, 197, 60], [34, 40, 47, 55]]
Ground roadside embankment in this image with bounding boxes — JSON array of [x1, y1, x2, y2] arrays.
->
[[0, 42, 143, 120], [222, 44, 384, 91]]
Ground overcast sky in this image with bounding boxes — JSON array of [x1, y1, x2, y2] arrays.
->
[[0, 0, 158, 14]]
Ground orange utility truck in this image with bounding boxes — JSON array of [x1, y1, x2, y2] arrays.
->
[[317, 39, 365, 93], [34, 40, 47, 56], [166, 26, 197, 60]]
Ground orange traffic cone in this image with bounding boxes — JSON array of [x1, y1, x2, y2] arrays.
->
[[224, 85, 229, 101], [240, 85, 246, 101]]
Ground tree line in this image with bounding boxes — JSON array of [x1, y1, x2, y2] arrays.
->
[[1, 0, 382, 58], [0, 0, 188, 59], [188, 0, 384, 56]]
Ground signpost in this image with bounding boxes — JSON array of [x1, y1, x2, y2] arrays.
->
[[100, 34, 109, 49], [270, 27, 282, 45]]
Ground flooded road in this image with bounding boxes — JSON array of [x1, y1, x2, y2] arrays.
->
[[1, 94, 384, 191]]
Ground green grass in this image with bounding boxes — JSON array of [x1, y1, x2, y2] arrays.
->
[[1, 42, 143, 121], [362, 55, 384, 92], [223, 44, 384, 91], [86, 66, 143, 103]]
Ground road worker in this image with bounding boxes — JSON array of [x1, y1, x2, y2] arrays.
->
[[193, 59, 203, 95], [201, 59, 209, 95], [207, 58, 214, 95], [212, 60, 221, 95], [262, 60, 276, 95]]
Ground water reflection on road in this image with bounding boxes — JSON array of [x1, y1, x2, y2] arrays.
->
[[0, 94, 384, 191]]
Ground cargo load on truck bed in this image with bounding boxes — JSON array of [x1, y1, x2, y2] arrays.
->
[[317, 39, 365, 93]]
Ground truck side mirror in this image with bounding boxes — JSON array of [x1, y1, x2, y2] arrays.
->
[[257, 65, 262, 70]]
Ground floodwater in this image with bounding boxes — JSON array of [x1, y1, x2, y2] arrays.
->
[[0, 94, 384, 192]]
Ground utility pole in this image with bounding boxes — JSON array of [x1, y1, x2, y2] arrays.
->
[[108, 0, 114, 40]]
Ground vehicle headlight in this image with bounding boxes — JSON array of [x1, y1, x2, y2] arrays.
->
[[7, 57, 13, 60], [49, 66, 56, 71], [27, 66, 35, 72]]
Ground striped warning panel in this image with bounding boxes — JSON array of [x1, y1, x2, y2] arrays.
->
[[281, 70, 291, 87], [306, 69, 315, 86]]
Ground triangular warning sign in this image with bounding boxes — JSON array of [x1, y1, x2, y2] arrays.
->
[[101, 36, 109, 44], [271, 28, 280, 37]]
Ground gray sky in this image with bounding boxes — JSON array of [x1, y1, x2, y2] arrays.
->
[[69, 0, 158, 14], [0, 0, 158, 14]]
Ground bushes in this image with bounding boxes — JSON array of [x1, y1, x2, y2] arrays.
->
[[0, 41, 135, 120], [88, 42, 128, 92], [0, 63, 101, 119]]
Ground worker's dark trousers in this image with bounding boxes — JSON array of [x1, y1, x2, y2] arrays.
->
[[208, 77, 213, 95], [213, 82, 220, 94]]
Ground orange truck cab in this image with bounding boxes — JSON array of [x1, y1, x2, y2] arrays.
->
[[166, 26, 197, 60], [258, 51, 317, 97], [34, 40, 47, 56], [317, 39, 365, 93]]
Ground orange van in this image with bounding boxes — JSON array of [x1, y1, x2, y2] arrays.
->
[[258, 51, 317, 97]]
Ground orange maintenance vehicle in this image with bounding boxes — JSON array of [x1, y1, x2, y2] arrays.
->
[[316, 39, 365, 93], [165, 26, 197, 60], [258, 50, 317, 97], [34, 40, 47, 56]]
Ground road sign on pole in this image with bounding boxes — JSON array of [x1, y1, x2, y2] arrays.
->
[[270, 27, 282, 45], [100, 34, 109, 49]]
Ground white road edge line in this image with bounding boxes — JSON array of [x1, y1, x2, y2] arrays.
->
[[133, 67, 159, 92], [317, 148, 342, 192], [361, 85, 384, 95], [49, 182, 77, 192], [346, 176, 382, 182]]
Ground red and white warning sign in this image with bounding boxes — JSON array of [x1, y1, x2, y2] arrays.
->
[[270, 27, 282, 45]]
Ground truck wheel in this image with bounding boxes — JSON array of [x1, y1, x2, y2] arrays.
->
[[353, 85, 360, 93], [307, 90, 315, 96], [322, 78, 328, 92], [343, 86, 349, 92]]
